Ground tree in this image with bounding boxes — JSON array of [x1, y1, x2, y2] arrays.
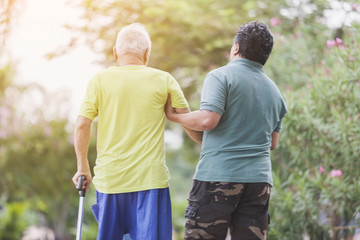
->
[[0, 0, 21, 48], [0, 0, 355, 238], [0, 84, 98, 239], [62, 0, 360, 239], [0, 0, 22, 97], [268, 22, 360, 239]]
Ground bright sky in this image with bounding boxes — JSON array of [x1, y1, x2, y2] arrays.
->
[[6, 0, 103, 122]]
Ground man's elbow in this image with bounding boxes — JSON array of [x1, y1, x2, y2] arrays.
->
[[200, 118, 219, 131], [75, 117, 92, 131], [198, 111, 221, 131], [76, 122, 90, 131]]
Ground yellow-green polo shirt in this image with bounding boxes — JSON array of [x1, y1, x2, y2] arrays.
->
[[79, 65, 188, 193]]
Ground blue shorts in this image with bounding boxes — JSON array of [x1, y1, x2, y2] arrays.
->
[[91, 188, 172, 240]]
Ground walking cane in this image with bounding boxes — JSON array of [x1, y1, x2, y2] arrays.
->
[[76, 176, 86, 240]]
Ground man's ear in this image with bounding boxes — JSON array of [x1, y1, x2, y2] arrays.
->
[[144, 48, 150, 65], [233, 43, 240, 55], [113, 46, 118, 61]]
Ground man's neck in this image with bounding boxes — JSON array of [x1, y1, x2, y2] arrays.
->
[[117, 53, 146, 66], [230, 54, 243, 62]]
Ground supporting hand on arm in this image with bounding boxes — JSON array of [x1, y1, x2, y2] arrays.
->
[[72, 116, 93, 192], [165, 95, 221, 143], [167, 102, 204, 144]]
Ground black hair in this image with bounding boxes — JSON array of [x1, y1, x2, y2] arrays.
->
[[234, 21, 274, 65]]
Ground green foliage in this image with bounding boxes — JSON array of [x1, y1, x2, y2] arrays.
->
[[167, 148, 196, 238], [171, 199, 188, 240], [266, 23, 331, 89], [1, 0, 360, 238], [0, 0, 22, 48], [0, 86, 97, 239], [0, 201, 29, 240], [70, 0, 247, 71], [0, 64, 14, 97], [66, 0, 292, 103], [269, 23, 360, 239], [68, 187, 98, 240]]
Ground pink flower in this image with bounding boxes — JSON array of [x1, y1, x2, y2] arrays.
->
[[270, 17, 281, 27], [0, 107, 12, 126], [326, 38, 344, 48], [335, 38, 343, 45], [327, 40, 336, 47], [330, 169, 342, 178], [319, 166, 325, 173], [348, 56, 356, 62], [285, 85, 293, 92], [324, 68, 331, 77], [44, 126, 52, 137], [354, 3, 359, 11]]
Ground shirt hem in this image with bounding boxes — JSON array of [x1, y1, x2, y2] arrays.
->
[[94, 184, 169, 194], [200, 104, 224, 115], [78, 113, 96, 121], [193, 176, 273, 186]]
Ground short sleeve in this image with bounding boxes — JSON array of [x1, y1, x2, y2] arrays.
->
[[274, 99, 288, 133], [200, 72, 227, 115], [167, 74, 189, 109], [274, 120, 283, 133], [79, 75, 99, 120]]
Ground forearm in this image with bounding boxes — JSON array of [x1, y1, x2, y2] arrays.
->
[[171, 110, 216, 131], [183, 126, 203, 144], [74, 119, 91, 172], [270, 131, 280, 150], [172, 107, 203, 144]]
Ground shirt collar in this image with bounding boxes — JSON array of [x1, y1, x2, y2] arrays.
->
[[109, 65, 147, 70], [228, 58, 263, 69]]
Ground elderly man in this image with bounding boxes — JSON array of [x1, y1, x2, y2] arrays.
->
[[72, 23, 189, 240], [166, 21, 287, 240]]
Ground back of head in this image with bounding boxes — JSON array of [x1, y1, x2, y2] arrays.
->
[[234, 21, 274, 65], [115, 23, 151, 56]]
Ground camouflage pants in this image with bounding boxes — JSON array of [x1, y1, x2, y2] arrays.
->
[[184, 180, 271, 240]]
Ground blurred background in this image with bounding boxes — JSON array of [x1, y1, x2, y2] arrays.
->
[[1, 0, 360, 239]]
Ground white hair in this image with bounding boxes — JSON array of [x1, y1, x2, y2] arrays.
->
[[115, 23, 151, 56]]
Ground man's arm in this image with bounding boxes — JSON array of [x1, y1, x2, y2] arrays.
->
[[174, 107, 204, 144], [174, 110, 221, 131], [165, 96, 221, 132], [270, 131, 280, 150], [72, 116, 93, 192]]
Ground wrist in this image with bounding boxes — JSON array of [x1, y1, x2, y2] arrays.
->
[[77, 161, 90, 172]]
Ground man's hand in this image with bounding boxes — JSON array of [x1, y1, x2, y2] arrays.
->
[[164, 95, 179, 122], [72, 170, 92, 192], [165, 94, 221, 131]]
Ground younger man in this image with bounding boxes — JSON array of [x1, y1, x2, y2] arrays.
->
[[166, 21, 287, 240]]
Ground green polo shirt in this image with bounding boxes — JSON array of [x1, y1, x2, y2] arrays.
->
[[195, 58, 287, 185]]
